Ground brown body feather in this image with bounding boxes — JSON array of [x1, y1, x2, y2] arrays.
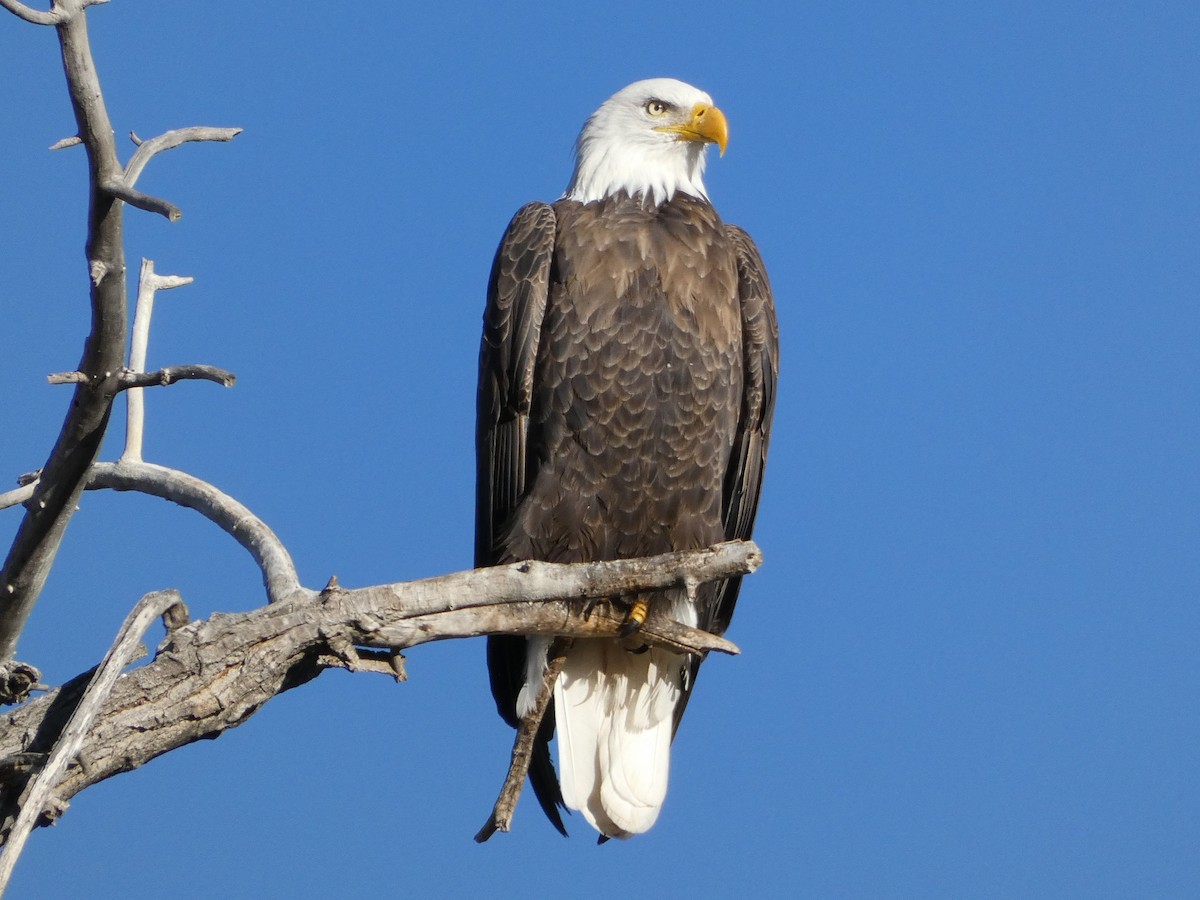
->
[[476, 191, 778, 835]]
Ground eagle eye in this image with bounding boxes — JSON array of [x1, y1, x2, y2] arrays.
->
[[644, 100, 670, 117]]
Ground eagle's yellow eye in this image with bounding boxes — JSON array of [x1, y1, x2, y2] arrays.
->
[[645, 100, 669, 117]]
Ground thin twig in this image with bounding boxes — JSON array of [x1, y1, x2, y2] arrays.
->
[[45, 366, 235, 390], [475, 637, 571, 841], [317, 639, 407, 681], [124, 257, 159, 460], [123, 259, 196, 463], [48, 135, 82, 151], [123, 367, 235, 389], [99, 178, 181, 222], [0, 589, 181, 894]]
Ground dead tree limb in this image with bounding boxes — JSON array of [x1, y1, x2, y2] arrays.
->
[[44, 366, 237, 390], [123, 126, 243, 187], [122, 259, 197, 462], [0, 541, 760, 841], [0, 590, 182, 895], [1, 462, 302, 606], [0, 0, 69, 26], [0, 0, 131, 671], [98, 178, 180, 222], [0, 0, 241, 680], [475, 637, 572, 842], [85, 462, 304, 603]]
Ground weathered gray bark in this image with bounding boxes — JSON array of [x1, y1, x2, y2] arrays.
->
[[0, 542, 760, 836], [0, 0, 131, 666]]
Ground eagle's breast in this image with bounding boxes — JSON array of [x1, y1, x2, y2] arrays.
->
[[501, 192, 743, 565]]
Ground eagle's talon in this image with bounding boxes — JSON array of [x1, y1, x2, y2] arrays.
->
[[617, 595, 649, 637]]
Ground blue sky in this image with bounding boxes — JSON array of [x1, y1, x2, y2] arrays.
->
[[2, 1, 1198, 896]]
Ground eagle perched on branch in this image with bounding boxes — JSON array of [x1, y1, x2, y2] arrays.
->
[[476, 78, 778, 839]]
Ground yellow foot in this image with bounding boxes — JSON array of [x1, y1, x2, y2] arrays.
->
[[617, 595, 649, 638]]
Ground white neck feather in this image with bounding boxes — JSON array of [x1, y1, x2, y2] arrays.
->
[[564, 133, 709, 206]]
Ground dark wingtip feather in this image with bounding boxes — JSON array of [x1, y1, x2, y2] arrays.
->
[[528, 720, 570, 836]]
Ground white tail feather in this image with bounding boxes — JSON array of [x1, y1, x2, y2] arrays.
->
[[555, 639, 684, 838]]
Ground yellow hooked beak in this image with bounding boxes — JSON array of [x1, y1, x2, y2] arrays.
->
[[655, 103, 729, 156]]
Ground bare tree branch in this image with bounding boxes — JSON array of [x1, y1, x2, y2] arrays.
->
[[1, 462, 300, 604], [123, 127, 243, 187], [475, 637, 571, 842], [0, 1, 131, 671], [123, 259, 196, 463], [0, 590, 182, 893], [342, 541, 756, 654], [89, 462, 303, 604], [45, 366, 236, 390], [0, 0, 65, 25], [124, 257, 166, 461], [98, 127, 245, 222], [0, 5, 241, 674], [125, 366, 235, 388], [0, 541, 759, 842], [98, 178, 180, 221]]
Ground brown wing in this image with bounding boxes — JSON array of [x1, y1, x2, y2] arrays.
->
[[672, 222, 778, 737], [706, 224, 780, 636], [476, 202, 555, 567], [475, 202, 568, 834]]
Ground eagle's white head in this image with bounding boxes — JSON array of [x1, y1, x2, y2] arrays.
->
[[563, 78, 729, 207]]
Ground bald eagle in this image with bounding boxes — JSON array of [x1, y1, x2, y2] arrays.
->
[[476, 78, 778, 839]]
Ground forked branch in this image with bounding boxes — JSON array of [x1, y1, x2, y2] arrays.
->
[[124, 127, 243, 187]]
